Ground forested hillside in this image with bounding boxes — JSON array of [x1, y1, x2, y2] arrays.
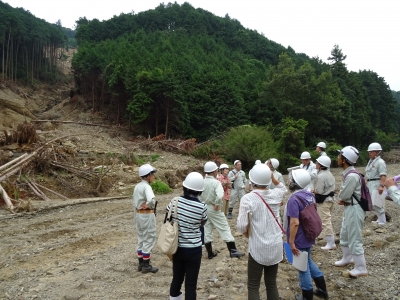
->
[[0, 1, 67, 84], [67, 3, 400, 146]]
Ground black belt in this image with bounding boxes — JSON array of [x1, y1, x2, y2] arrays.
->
[[367, 178, 380, 181]]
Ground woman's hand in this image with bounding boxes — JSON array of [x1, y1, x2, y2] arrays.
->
[[213, 205, 220, 211], [290, 242, 300, 256]]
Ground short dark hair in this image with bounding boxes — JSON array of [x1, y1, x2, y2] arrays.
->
[[183, 186, 202, 197]]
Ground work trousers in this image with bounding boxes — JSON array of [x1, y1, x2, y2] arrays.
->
[[248, 253, 279, 300], [134, 212, 156, 254], [204, 204, 234, 243], [222, 199, 229, 216], [340, 204, 365, 255], [317, 200, 334, 237], [229, 188, 245, 209], [170, 250, 202, 300]]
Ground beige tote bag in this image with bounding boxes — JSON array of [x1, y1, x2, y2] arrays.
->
[[157, 197, 179, 255]]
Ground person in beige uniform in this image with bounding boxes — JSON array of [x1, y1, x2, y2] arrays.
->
[[200, 161, 245, 259], [314, 156, 336, 250], [133, 164, 158, 273]]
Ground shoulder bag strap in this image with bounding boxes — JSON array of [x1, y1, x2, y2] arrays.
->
[[293, 194, 308, 208], [254, 192, 286, 235]]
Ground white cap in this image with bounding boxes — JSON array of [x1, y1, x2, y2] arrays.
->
[[367, 142, 382, 152], [234, 160, 241, 166], [249, 164, 272, 186], [255, 160, 261, 165], [316, 156, 331, 168], [338, 146, 359, 164], [300, 151, 311, 159], [292, 169, 311, 189], [204, 161, 218, 173], [138, 164, 157, 177], [183, 172, 204, 191], [317, 142, 326, 148], [219, 163, 229, 169]]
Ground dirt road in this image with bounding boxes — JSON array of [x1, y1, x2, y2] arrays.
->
[[1, 164, 400, 300]]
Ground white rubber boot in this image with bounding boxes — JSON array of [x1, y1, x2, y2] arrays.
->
[[335, 246, 354, 266], [321, 235, 336, 250], [349, 254, 368, 277], [170, 294, 183, 300], [377, 213, 386, 225]]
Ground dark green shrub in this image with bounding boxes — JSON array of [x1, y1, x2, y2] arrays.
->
[[222, 125, 277, 170]]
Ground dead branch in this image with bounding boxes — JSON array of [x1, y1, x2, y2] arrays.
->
[[0, 153, 28, 172], [31, 120, 112, 128], [33, 182, 69, 200], [0, 183, 14, 210], [25, 180, 50, 201]]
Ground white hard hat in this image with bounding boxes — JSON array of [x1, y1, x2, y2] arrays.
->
[[338, 146, 359, 164], [255, 160, 261, 165], [249, 164, 272, 186], [316, 156, 331, 168], [234, 160, 241, 166], [204, 161, 218, 173], [219, 163, 229, 169], [367, 142, 382, 152], [138, 164, 157, 177], [317, 142, 326, 148], [300, 151, 311, 159], [183, 172, 204, 191], [270, 158, 279, 169], [292, 169, 311, 189]]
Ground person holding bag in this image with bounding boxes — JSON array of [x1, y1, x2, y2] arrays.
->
[[237, 164, 287, 300], [167, 172, 208, 300]]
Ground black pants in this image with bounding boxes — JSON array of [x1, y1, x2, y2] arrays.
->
[[170, 250, 202, 300], [248, 253, 279, 300]]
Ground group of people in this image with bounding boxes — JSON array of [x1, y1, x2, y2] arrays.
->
[[132, 141, 400, 300]]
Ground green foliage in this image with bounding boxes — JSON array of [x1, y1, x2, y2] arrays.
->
[[276, 118, 308, 172], [222, 125, 277, 169], [151, 154, 160, 162], [70, 4, 396, 152], [373, 130, 398, 152], [190, 140, 223, 160], [150, 180, 171, 194], [0, 1, 68, 83]]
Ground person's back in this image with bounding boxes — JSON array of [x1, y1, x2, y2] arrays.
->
[[239, 187, 286, 264], [168, 196, 207, 249]]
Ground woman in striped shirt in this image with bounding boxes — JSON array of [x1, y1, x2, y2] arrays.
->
[[167, 172, 208, 300]]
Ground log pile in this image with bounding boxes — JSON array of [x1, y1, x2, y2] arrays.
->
[[132, 136, 197, 153], [0, 132, 114, 213]]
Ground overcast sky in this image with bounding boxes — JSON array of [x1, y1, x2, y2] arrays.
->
[[4, 0, 399, 91]]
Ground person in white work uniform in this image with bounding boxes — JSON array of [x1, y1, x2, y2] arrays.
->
[[133, 164, 158, 273], [365, 142, 387, 225], [316, 142, 327, 156], [228, 160, 247, 219], [299, 151, 317, 192], [200, 161, 245, 259], [335, 146, 368, 278]]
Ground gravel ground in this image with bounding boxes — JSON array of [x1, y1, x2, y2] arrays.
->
[[1, 160, 400, 300]]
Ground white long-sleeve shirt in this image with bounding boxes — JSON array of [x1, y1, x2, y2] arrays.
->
[[237, 183, 287, 265]]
